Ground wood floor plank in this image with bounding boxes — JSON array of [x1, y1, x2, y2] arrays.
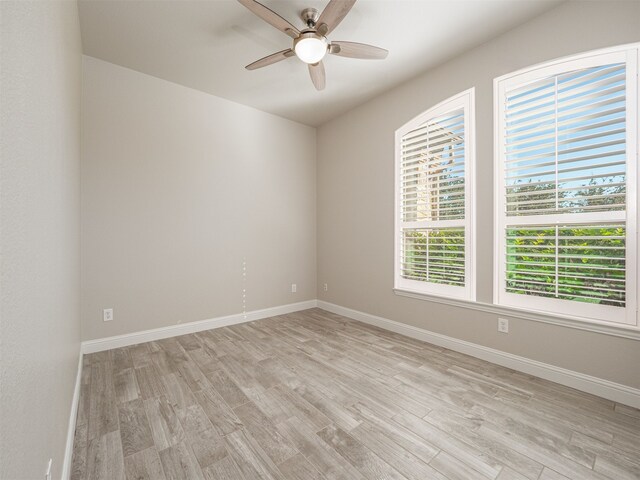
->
[[393, 411, 504, 479], [175, 359, 210, 392], [175, 403, 228, 468], [217, 352, 265, 399], [279, 352, 359, 407], [186, 347, 218, 376], [129, 343, 153, 369], [423, 406, 543, 479], [161, 372, 197, 410], [277, 416, 367, 480], [194, 387, 243, 436], [293, 382, 361, 432], [76, 362, 92, 427], [150, 350, 178, 376], [202, 456, 245, 480], [223, 429, 283, 480], [610, 428, 640, 457], [478, 422, 610, 480], [316, 424, 407, 480], [144, 395, 186, 451], [87, 361, 119, 440], [237, 338, 271, 363], [277, 452, 327, 480], [118, 398, 154, 457], [111, 347, 134, 374], [233, 400, 298, 465], [86, 431, 126, 480], [430, 450, 497, 480], [538, 468, 571, 480], [268, 384, 332, 431], [508, 395, 616, 447], [495, 466, 529, 480], [158, 441, 205, 480], [593, 453, 640, 480], [176, 403, 214, 439], [349, 420, 447, 480], [486, 399, 594, 458], [571, 430, 639, 469], [70, 309, 639, 480], [124, 447, 166, 480], [614, 403, 640, 419], [115, 369, 141, 404], [175, 333, 201, 352], [245, 388, 292, 424], [337, 371, 430, 418], [136, 364, 167, 400], [349, 402, 439, 462], [254, 358, 287, 389], [469, 400, 578, 448], [393, 366, 476, 411], [187, 432, 228, 471], [70, 423, 88, 480], [205, 368, 250, 409]]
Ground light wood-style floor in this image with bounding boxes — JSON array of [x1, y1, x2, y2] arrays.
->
[[70, 308, 640, 480]]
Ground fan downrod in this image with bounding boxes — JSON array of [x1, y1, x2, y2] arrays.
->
[[300, 8, 320, 28]]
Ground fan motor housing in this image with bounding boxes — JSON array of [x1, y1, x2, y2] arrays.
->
[[300, 7, 320, 27]]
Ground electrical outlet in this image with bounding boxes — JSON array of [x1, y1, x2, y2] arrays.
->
[[103, 308, 113, 322], [498, 317, 509, 333], [45, 458, 52, 480], [323, 283, 328, 292], [291, 284, 297, 293]]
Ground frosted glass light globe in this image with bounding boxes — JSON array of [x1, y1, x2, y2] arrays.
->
[[294, 34, 328, 64]]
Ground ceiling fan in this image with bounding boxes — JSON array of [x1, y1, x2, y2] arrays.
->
[[237, 0, 388, 90]]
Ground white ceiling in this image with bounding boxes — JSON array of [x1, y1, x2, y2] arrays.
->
[[78, 0, 561, 126]]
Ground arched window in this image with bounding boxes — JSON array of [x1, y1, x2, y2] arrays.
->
[[494, 44, 638, 325], [395, 89, 476, 300]]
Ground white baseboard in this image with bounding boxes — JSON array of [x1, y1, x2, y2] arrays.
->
[[81, 300, 318, 354], [61, 349, 83, 480], [78, 297, 640, 408], [317, 301, 640, 409]]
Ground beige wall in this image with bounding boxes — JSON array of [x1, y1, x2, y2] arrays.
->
[[81, 56, 316, 341], [0, 2, 82, 479], [317, 0, 640, 388]]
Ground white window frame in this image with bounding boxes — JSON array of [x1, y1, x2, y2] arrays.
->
[[395, 89, 476, 301], [494, 44, 639, 326]]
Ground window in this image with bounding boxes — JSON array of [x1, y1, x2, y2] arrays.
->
[[495, 46, 638, 325], [395, 89, 475, 300]]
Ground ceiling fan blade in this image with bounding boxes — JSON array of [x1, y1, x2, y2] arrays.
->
[[308, 62, 326, 91], [316, 0, 356, 36], [236, 0, 300, 39], [245, 49, 295, 70], [330, 41, 388, 59]]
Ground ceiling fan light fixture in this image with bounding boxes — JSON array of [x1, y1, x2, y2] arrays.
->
[[238, 0, 387, 90], [294, 33, 328, 64]]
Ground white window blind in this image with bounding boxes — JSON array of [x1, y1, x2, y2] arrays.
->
[[495, 46, 638, 325], [395, 90, 475, 300]]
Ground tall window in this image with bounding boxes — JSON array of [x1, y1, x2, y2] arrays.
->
[[494, 46, 638, 325], [395, 89, 475, 300]]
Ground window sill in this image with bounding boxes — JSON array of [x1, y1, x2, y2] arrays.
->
[[393, 288, 640, 340]]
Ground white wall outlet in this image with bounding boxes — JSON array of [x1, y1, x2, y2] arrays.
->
[[498, 317, 509, 333], [45, 458, 52, 480], [291, 284, 297, 293], [103, 308, 113, 322], [323, 283, 328, 292]]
